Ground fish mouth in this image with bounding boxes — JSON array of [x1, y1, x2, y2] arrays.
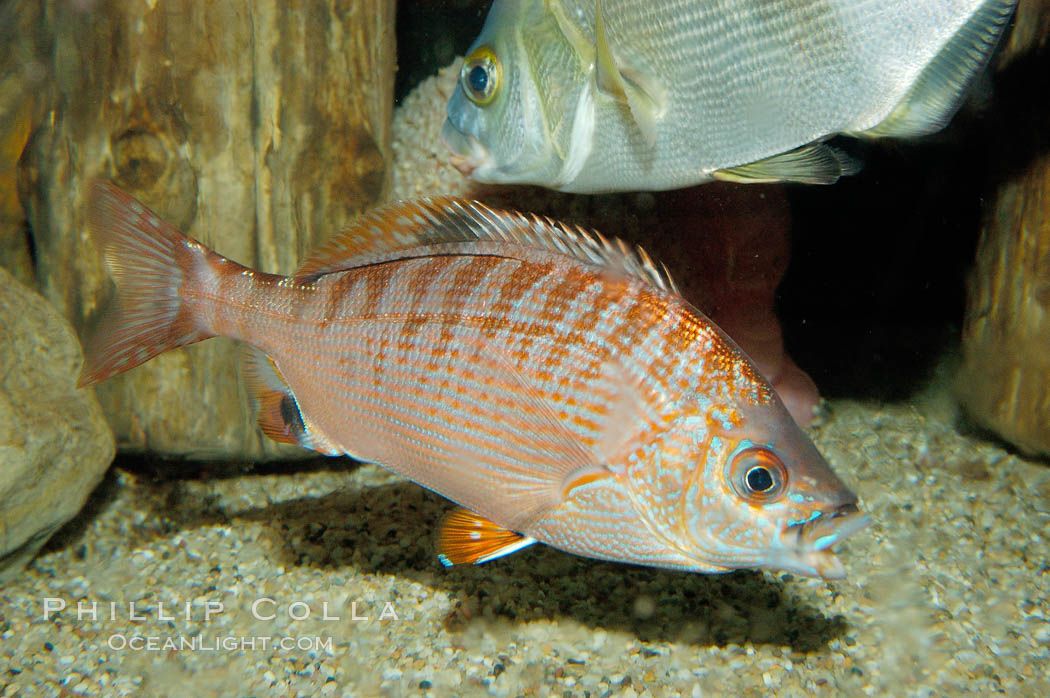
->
[[441, 119, 488, 177], [779, 504, 871, 580]]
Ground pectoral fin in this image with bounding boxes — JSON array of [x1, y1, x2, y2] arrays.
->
[[437, 508, 538, 566], [561, 463, 614, 498], [594, 0, 622, 97], [713, 142, 859, 185], [594, 0, 663, 143]]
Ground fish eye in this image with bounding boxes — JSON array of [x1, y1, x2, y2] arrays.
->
[[461, 46, 501, 105], [728, 446, 787, 502], [745, 465, 774, 493], [468, 65, 488, 94]]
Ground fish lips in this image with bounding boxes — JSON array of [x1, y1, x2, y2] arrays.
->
[[441, 119, 488, 177], [775, 504, 871, 580]]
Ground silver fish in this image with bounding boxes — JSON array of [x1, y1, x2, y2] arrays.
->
[[442, 0, 1017, 193]]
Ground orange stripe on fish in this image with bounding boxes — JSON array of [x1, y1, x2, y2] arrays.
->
[[561, 464, 614, 498]]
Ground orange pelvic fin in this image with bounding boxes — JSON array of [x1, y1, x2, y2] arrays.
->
[[240, 347, 341, 456], [436, 508, 537, 567], [78, 180, 216, 387]]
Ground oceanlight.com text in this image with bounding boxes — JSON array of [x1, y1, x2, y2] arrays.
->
[[107, 633, 334, 653]]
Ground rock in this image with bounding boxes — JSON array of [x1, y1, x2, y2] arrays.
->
[[18, 0, 396, 459], [0, 266, 114, 582]]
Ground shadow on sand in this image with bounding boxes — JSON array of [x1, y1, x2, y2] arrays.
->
[[49, 455, 853, 654]]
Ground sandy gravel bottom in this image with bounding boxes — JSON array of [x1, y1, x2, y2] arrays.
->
[[2, 385, 1048, 697]]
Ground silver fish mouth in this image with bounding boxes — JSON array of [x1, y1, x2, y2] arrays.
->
[[441, 119, 488, 177], [779, 503, 871, 580]]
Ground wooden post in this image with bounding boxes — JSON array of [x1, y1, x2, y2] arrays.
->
[[19, 0, 395, 459], [958, 0, 1050, 456]]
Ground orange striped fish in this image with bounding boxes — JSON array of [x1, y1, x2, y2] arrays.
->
[[80, 180, 868, 579]]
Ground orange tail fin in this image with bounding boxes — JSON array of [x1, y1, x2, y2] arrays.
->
[[78, 180, 216, 387]]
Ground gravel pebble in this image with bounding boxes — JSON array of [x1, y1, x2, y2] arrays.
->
[[1, 393, 1047, 695]]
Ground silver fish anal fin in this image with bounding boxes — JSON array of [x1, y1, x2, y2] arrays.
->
[[713, 142, 858, 185], [436, 507, 537, 566]]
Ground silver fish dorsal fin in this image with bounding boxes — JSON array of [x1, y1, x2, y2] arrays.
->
[[294, 197, 679, 294]]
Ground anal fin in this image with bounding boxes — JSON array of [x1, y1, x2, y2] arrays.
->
[[713, 142, 858, 185], [437, 508, 537, 567], [240, 346, 341, 455]]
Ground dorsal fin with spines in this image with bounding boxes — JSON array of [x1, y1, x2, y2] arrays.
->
[[295, 197, 678, 295]]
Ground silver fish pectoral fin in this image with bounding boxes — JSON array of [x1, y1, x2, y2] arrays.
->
[[593, 0, 664, 144]]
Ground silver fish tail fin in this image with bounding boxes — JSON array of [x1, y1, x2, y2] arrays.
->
[[78, 180, 216, 387]]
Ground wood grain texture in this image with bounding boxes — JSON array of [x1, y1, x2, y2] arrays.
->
[[19, 0, 395, 459], [960, 150, 1050, 457], [958, 0, 1050, 457]]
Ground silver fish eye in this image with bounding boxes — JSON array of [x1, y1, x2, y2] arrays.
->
[[461, 45, 500, 105], [467, 65, 488, 94]]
